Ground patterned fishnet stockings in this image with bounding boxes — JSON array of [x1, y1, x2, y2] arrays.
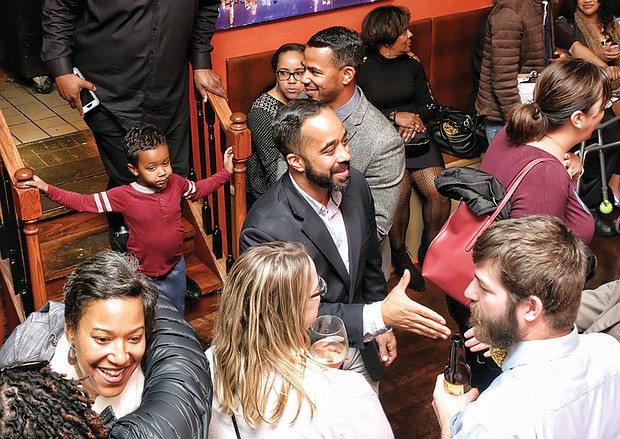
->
[[389, 166, 451, 261]]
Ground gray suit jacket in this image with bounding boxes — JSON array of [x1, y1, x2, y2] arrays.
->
[[240, 169, 387, 380], [343, 88, 405, 239]]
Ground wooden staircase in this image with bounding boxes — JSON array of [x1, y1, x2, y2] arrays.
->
[[0, 89, 251, 340]]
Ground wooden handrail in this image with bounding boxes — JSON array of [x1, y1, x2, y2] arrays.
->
[[204, 91, 251, 259], [0, 109, 46, 314]]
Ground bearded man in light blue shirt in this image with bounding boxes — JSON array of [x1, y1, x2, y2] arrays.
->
[[433, 215, 620, 439]]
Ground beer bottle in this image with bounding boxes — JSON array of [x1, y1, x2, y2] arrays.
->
[[443, 335, 472, 396]]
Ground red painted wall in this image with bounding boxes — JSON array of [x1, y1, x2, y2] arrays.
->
[[196, 0, 493, 257], [210, 0, 493, 87]]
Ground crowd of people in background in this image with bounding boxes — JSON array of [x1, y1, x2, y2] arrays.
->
[[1, 1, 620, 438]]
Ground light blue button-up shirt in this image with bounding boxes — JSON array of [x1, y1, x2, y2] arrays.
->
[[452, 327, 620, 438]]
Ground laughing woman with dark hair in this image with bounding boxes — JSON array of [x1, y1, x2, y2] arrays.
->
[[0, 251, 213, 439]]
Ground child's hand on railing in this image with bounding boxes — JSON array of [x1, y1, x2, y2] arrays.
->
[[24, 174, 49, 193], [223, 146, 234, 174]]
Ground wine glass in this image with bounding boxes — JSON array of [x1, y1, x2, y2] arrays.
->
[[309, 315, 349, 368]]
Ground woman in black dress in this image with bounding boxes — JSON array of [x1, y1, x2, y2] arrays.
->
[[358, 5, 450, 281]]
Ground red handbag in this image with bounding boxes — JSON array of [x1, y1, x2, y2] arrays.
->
[[422, 158, 553, 305]]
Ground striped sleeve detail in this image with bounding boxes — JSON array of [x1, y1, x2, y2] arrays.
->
[[93, 192, 113, 213], [183, 180, 197, 199]]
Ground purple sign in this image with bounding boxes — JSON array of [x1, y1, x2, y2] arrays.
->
[[216, 0, 382, 30]]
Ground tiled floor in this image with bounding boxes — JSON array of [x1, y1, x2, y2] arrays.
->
[[0, 73, 88, 145]]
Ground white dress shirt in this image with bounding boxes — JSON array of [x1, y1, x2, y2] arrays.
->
[[451, 327, 620, 438]]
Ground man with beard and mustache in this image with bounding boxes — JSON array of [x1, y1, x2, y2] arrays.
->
[[432, 215, 620, 439], [301, 27, 407, 286], [240, 99, 450, 391]]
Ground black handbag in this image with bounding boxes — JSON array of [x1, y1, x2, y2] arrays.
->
[[404, 131, 430, 158], [429, 105, 483, 159]]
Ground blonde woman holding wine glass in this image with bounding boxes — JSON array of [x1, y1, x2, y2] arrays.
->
[[207, 241, 393, 438]]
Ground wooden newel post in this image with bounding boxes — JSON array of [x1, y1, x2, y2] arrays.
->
[[229, 112, 251, 258], [13, 167, 46, 311]]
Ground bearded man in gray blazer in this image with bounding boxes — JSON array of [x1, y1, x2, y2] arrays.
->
[[240, 99, 450, 388], [300, 27, 427, 290]]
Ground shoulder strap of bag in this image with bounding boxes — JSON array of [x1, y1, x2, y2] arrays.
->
[[465, 157, 555, 250], [232, 414, 242, 439]]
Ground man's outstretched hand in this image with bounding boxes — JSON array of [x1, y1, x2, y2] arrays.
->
[[382, 270, 451, 339]]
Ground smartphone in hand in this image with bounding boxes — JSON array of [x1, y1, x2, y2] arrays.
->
[[72, 67, 100, 114]]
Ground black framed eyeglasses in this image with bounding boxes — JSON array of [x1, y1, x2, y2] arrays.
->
[[310, 276, 328, 298], [275, 70, 304, 81]]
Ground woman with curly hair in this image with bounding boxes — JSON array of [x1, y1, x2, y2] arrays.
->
[[557, 0, 620, 85]]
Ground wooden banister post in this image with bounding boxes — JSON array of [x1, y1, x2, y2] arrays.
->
[[229, 112, 251, 258], [13, 168, 46, 310]]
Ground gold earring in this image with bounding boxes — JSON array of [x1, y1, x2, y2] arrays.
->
[[68, 343, 78, 366]]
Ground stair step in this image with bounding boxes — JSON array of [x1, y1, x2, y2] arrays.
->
[[43, 247, 222, 320], [38, 161, 108, 219], [185, 253, 222, 297], [39, 211, 108, 243], [40, 213, 197, 282], [38, 211, 219, 311]]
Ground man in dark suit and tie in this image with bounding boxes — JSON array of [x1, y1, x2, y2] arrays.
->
[[240, 99, 450, 388]]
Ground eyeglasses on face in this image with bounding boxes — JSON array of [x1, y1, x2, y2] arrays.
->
[[310, 276, 328, 298], [275, 70, 304, 81]]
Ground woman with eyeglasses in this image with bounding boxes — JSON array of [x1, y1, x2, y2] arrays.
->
[[207, 241, 393, 438], [0, 251, 212, 438], [246, 43, 306, 202]]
